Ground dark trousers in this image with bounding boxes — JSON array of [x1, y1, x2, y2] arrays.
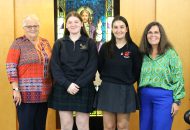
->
[[17, 102, 48, 130], [140, 87, 173, 130]]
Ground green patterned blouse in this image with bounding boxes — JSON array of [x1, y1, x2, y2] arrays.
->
[[139, 49, 185, 101]]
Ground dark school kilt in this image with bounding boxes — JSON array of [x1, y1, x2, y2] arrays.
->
[[96, 81, 139, 113], [48, 82, 96, 113]]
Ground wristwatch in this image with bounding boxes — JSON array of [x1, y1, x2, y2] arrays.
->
[[13, 88, 19, 91], [174, 101, 181, 106]]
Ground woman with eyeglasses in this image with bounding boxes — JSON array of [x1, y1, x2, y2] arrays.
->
[[139, 21, 185, 130], [6, 15, 52, 130]]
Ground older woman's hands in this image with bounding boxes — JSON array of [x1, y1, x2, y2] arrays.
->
[[13, 90, 21, 106], [11, 82, 21, 106]]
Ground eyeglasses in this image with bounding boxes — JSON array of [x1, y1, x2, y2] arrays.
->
[[24, 25, 39, 29]]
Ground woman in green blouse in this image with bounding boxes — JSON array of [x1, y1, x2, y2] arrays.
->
[[139, 21, 185, 130]]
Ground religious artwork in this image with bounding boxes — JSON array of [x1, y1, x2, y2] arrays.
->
[[56, 0, 114, 51], [55, 0, 116, 117]]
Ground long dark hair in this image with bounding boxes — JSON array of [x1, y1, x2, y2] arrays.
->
[[139, 21, 173, 55], [106, 16, 133, 57], [64, 11, 88, 37]]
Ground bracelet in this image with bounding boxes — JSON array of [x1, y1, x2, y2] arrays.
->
[[13, 88, 19, 91]]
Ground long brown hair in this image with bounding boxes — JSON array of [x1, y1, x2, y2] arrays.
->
[[139, 21, 173, 55], [64, 11, 88, 37], [106, 16, 134, 58]]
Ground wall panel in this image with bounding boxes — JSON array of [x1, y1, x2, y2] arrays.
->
[[157, 0, 190, 129], [0, 0, 16, 130], [120, 0, 156, 45]]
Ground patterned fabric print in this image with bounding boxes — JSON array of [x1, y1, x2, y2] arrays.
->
[[19, 40, 39, 66], [139, 49, 185, 101], [6, 63, 19, 82], [6, 44, 21, 82], [19, 77, 52, 102], [6, 36, 52, 103], [34, 39, 51, 78]]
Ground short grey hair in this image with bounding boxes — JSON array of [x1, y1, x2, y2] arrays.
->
[[22, 14, 40, 27]]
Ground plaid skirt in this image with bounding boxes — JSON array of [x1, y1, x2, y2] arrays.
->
[[48, 82, 96, 113], [96, 81, 139, 113]]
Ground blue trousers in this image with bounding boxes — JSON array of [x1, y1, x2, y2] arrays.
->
[[140, 87, 173, 130], [17, 102, 48, 130]]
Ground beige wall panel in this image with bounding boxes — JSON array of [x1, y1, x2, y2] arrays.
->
[[0, 0, 16, 130], [14, 0, 56, 130], [120, 0, 156, 45], [157, 0, 190, 129], [120, 1, 155, 130]]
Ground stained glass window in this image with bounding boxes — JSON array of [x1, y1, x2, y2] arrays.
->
[[56, 0, 114, 43]]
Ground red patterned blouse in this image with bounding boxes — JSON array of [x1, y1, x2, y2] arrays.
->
[[6, 36, 52, 103]]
